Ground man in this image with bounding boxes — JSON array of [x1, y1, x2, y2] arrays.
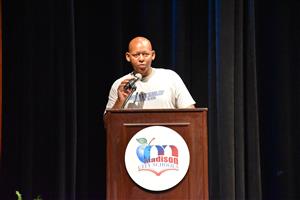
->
[[105, 36, 196, 111]]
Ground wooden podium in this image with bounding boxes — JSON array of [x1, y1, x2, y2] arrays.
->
[[104, 108, 208, 200]]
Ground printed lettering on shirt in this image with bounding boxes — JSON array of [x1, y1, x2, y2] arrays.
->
[[129, 90, 165, 102]]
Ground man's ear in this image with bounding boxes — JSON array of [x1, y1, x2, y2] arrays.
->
[[151, 50, 156, 60], [125, 52, 131, 62]]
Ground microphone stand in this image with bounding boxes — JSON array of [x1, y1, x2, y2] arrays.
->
[[121, 86, 137, 109]]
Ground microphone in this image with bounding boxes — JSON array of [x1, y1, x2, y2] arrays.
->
[[124, 73, 142, 90]]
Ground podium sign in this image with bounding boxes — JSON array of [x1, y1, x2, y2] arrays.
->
[[124, 125, 190, 191], [105, 108, 208, 200]]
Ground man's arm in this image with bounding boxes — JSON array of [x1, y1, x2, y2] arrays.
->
[[108, 78, 135, 110]]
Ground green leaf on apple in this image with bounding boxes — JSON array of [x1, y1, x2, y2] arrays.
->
[[136, 138, 147, 144]]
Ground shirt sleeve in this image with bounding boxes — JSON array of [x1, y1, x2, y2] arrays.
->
[[171, 70, 196, 108], [104, 74, 132, 114], [103, 79, 120, 115]]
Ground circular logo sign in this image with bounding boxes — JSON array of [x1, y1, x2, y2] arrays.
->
[[124, 126, 190, 191]]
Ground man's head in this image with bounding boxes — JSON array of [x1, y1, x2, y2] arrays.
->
[[125, 36, 156, 77]]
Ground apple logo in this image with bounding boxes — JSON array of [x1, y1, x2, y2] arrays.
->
[[136, 137, 155, 163], [125, 126, 190, 191]]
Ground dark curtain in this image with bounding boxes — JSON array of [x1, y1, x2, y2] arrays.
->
[[1, 1, 86, 199], [208, 0, 262, 199], [256, 0, 300, 199], [1, 0, 300, 200], [1, 0, 208, 199]]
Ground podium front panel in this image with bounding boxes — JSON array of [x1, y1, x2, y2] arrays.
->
[[105, 109, 208, 200]]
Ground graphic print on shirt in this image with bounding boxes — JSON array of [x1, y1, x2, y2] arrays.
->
[[127, 90, 165, 108]]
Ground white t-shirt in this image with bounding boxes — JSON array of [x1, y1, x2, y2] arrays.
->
[[105, 68, 196, 110]]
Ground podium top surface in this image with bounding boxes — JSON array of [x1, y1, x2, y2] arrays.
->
[[105, 108, 208, 114]]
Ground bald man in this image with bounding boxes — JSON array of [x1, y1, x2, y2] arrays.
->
[[105, 36, 196, 111]]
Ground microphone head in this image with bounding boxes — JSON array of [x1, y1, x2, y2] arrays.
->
[[134, 73, 142, 80], [124, 73, 143, 90]]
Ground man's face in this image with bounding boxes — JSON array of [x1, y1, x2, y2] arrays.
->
[[126, 39, 155, 77]]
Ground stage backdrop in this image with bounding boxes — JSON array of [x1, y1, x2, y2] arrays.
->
[[1, 0, 300, 200], [0, 0, 2, 159]]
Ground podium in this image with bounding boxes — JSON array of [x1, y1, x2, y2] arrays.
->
[[104, 108, 208, 200]]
